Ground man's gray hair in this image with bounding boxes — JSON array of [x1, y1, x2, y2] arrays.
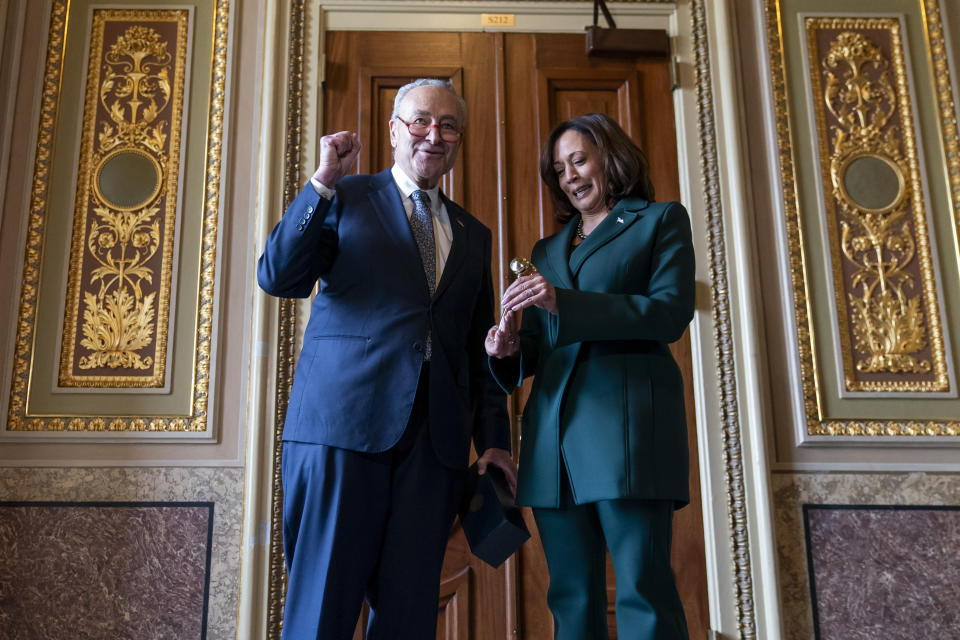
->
[[391, 78, 467, 127]]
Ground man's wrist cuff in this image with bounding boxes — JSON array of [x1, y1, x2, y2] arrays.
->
[[309, 177, 335, 200]]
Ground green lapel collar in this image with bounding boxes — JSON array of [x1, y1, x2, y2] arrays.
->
[[543, 218, 578, 290], [568, 198, 649, 276]]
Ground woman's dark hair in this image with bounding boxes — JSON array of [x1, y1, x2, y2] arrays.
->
[[539, 113, 655, 224]]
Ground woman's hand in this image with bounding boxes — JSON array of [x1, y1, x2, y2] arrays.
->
[[485, 309, 519, 358], [500, 274, 558, 315]]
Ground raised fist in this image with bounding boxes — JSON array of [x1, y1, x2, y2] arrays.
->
[[312, 131, 361, 189]]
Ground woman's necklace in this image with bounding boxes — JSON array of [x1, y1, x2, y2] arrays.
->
[[576, 218, 587, 240]]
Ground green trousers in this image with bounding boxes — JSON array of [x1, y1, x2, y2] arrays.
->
[[533, 495, 689, 640]]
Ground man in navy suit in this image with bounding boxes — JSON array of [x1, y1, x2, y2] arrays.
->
[[257, 78, 516, 639]]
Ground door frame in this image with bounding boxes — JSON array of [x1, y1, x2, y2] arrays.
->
[[243, 2, 779, 639]]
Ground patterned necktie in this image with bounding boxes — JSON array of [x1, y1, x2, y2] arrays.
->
[[409, 190, 435, 359], [409, 190, 436, 294]]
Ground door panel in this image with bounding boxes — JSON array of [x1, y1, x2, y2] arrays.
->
[[323, 30, 708, 640]]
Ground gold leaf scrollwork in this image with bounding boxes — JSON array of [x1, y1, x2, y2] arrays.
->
[[10, 3, 224, 431], [771, 5, 958, 435], [99, 26, 172, 154], [79, 25, 172, 372], [823, 33, 895, 136], [79, 202, 161, 370], [822, 30, 930, 376]]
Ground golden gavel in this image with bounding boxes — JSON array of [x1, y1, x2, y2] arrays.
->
[[499, 257, 538, 329], [508, 256, 537, 278]]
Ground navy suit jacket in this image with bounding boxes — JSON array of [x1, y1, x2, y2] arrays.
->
[[258, 170, 509, 468]]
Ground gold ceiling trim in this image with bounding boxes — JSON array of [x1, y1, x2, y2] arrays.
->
[[922, 0, 960, 296], [6, 0, 230, 432], [6, 2, 68, 430], [267, 0, 305, 631], [693, 0, 756, 636], [767, 0, 960, 437]]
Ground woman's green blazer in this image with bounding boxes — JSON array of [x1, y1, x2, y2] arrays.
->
[[490, 197, 695, 509]]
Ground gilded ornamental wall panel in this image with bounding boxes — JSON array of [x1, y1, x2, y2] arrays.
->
[[4, 0, 229, 435], [767, 0, 960, 438], [805, 18, 950, 394], [59, 10, 189, 388]]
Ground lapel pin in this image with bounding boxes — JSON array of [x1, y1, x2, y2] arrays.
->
[[456, 219, 464, 228], [616, 217, 624, 224]]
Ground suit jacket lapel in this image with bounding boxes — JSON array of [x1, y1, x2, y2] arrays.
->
[[367, 170, 427, 290], [568, 199, 647, 277], [544, 221, 576, 290], [434, 194, 467, 300]]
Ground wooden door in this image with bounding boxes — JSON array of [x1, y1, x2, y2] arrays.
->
[[323, 31, 708, 640]]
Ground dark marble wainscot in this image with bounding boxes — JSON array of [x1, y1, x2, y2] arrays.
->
[[804, 504, 960, 639], [773, 473, 960, 640], [0, 502, 213, 639]]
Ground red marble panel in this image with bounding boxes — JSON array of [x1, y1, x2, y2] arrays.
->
[[0, 502, 213, 639], [804, 505, 960, 639]]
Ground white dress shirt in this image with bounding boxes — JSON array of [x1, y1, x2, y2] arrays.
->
[[311, 167, 452, 288]]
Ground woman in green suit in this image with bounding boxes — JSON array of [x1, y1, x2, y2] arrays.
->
[[485, 113, 693, 640]]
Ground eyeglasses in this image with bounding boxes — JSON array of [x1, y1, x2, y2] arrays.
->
[[394, 116, 463, 142]]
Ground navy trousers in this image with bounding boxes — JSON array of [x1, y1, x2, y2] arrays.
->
[[533, 472, 689, 640], [280, 368, 466, 640]]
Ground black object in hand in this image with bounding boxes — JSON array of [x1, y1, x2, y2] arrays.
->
[[459, 461, 530, 568]]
